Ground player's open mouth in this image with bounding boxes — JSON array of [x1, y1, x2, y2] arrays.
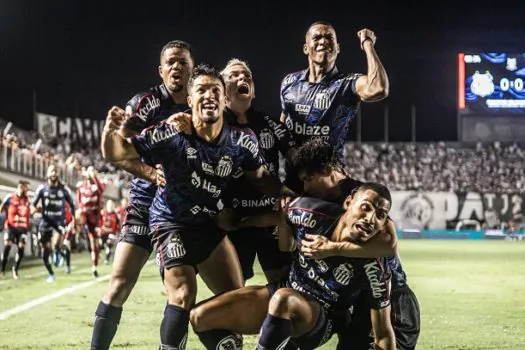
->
[[237, 84, 250, 94], [202, 103, 218, 112], [316, 47, 332, 53], [171, 73, 182, 81], [355, 222, 372, 235]]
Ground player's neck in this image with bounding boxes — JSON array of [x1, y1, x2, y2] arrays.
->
[[169, 90, 189, 105], [331, 215, 346, 242], [193, 116, 224, 143], [227, 101, 251, 125], [308, 61, 335, 83]]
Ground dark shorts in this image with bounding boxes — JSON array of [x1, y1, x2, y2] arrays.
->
[[38, 226, 58, 244], [152, 221, 225, 270], [336, 285, 421, 350], [228, 226, 291, 280], [3, 227, 28, 245], [266, 282, 337, 349], [117, 203, 153, 253]]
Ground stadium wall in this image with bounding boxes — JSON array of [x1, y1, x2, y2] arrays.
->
[[390, 191, 523, 230]]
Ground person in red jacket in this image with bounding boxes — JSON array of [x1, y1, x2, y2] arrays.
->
[[77, 166, 106, 278], [99, 200, 120, 264], [0, 180, 31, 279]]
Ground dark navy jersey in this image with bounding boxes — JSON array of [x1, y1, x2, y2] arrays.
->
[[222, 106, 295, 216], [32, 182, 76, 228], [280, 67, 361, 163], [123, 84, 188, 210], [284, 197, 391, 312], [334, 176, 408, 289], [131, 121, 264, 227]]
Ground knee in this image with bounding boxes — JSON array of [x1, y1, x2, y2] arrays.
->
[[268, 288, 296, 317], [105, 274, 134, 305], [189, 306, 205, 331], [165, 282, 195, 309]]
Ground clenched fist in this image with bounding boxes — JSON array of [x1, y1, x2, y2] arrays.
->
[[104, 106, 126, 132], [357, 28, 376, 50]]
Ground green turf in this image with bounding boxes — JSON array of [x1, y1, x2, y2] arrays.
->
[[0, 240, 524, 349]]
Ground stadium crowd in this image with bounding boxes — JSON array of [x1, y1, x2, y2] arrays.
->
[[344, 141, 525, 193], [0, 118, 131, 197]]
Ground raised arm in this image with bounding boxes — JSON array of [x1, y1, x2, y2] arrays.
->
[[101, 106, 140, 162], [354, 28, 389, 102]]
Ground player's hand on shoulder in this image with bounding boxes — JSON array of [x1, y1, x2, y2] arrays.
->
[[357, 28, 377, 50], [105, 106, 126, 131], [166, 112, 192, 135], [301, 233, 337, 259]]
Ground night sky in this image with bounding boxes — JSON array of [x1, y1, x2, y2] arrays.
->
[[1, 0, 523, 141]]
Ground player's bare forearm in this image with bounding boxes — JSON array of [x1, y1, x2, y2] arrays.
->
[[101, 128, 139, 162], [238, 211, 281, 228], [337, 224, 396, 258], [371, 307, 396, 350], [114, 159, 156, 183], [359, 42, 389, 102]]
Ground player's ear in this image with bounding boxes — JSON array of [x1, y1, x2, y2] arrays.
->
[[303, 43, 309, 55], [335, 43, 341, 55], [158, 65, 162, 80], [187, 95, 193, 108], [343, 195, 352, 210]]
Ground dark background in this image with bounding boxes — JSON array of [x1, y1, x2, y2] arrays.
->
[[1, 0, 523, 141]]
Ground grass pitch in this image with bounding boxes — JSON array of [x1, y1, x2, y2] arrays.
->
[[0, 240, 524, 349]]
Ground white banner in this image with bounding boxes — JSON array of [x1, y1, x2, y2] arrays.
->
[[391, 191, 525, 229], [390, 191, 457, 230], [36, 112, 105, 143]]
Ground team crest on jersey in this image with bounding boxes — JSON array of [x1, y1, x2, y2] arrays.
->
[[232, 198, 239, 208], [258, 129, 275, 149], [333, 263, 353, 286], [314, 91, 331, 110], [215, 156, 233, 177], [166, 234, 186, 259], [57, 190, 64, 198]]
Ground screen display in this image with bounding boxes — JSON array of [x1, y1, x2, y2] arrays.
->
[[458, 53, 525, 114]]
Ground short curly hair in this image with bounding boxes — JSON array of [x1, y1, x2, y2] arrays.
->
[[291, 137, 342, 176]]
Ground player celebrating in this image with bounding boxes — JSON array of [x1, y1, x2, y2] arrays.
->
[[101, 63, 294, 349], [32, 165, 76, 282], [256, 184, 395, 349], [220, 58, 296, 283], [168, 58, 297, 283], [77, 166, 106, 278], [292, 138, 420, 350], [280, 22, 388, 191], [0, 180, 31, 279], [90, 40, 195, 350], [99, 199, 120, 264]]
